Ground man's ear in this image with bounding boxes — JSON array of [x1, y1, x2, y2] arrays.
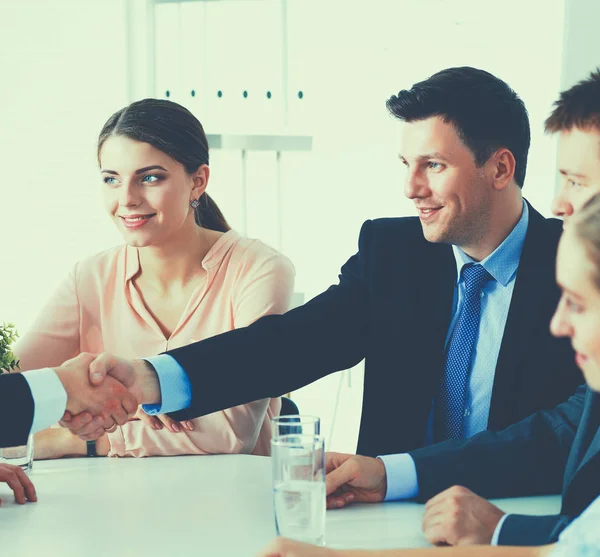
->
[[490, 148, 516, 191]]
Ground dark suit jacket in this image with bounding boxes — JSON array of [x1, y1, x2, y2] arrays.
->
[[169, 202, 583, 457], [0, 373, 34, 448], [409, 385, 599, 546]]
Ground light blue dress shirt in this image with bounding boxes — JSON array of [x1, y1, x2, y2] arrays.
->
[[382, 201, 530, 503], [141, 354, 192, 415]]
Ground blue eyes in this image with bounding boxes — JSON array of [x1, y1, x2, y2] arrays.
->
[[102, 174, 162, 186]]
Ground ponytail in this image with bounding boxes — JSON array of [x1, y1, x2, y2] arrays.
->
[[194, 193, 230, 233]]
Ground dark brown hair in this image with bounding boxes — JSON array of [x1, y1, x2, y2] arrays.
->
[[98, 98, 230, 233], [386, 67, 531, 188], [545, 69, 600, 134]]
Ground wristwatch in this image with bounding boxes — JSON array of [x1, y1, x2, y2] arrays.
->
[[86, 440, 97, 457]]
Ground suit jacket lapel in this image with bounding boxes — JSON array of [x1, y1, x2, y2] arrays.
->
[[565, 391, 600, 491], [413, 239, 456, 394], [422, 242, 456, 342], [488, 203, 555, 428], [578, 425, 600, 475], [393, 232, 456, 419]]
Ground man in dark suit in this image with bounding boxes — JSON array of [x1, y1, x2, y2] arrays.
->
[[63, 69, 600, 551], [136, 67, 583, 457], [319, 68, 600, 548], [65, 68, 581, 456]]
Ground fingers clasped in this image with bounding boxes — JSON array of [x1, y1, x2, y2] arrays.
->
[[57, 353, 139, 439]]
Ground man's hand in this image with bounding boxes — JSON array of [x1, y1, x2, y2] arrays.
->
[[54, 353, 138, 439], [256, 537, 336, 557], [59, 353, 161, 439], [325, 452, 387, 509], [87, 353, 160, 405], [55, 353, 138, 418], [0, 463, 37, 505], [422, 486, 505, 546]]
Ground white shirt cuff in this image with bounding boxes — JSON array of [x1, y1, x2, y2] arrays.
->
[[491, 513, 510, 545], [378, 453, 419, 501], [22, 368, 68, 434], [141, 354, 192, 415]]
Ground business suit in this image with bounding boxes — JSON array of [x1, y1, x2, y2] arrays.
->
[[168, 201, 583, 457], [408, 385, 598, 545], [0, 373, 34, 448]]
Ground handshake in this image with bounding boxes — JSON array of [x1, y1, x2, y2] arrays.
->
[[53, 353, 162, 439]]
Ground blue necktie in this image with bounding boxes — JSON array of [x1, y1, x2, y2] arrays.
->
[[434, 264, 492, 442]]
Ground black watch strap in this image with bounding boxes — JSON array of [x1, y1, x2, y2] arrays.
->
[[86, 440, 97, 457]]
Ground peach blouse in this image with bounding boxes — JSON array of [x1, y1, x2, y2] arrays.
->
[[15, 230, 295, 457]]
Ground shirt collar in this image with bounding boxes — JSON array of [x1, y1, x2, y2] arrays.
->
[[452, 200, 529, 287], [123, 229, 241, 282]]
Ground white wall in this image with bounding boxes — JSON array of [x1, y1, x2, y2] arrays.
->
[[1, 0, 581, 453], [561, 0, 600, 89], [0, 0, 128, 329]]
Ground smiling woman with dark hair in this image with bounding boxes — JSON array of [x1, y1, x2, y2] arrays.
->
[[13, 98, 295, 459]]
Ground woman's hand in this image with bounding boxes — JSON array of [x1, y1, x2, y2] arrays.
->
[[0, 463, 37, 505], [35, 428, 81, 460], [34, 428, 109, 460], [132, 407, 194, 433]]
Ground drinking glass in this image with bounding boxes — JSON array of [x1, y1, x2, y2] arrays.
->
[[0, 434, 34, 474], [272, 415, 320, 439], [271, 434, 326, 546]]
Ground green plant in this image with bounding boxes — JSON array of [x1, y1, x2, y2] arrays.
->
[[0, 322, 20, 373]]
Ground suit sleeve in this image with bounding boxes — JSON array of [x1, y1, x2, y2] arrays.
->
[[498, 513, 571, 546], [409, 385, 587, 501], [168, 221, 373, 421], [0, 373, 34, 448]]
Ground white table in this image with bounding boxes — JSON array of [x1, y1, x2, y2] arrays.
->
[[0, 456, 561, 556]]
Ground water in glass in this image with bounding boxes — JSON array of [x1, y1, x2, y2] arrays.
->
[[271, 434, 326, 546]]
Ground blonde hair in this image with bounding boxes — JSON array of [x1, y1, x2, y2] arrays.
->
[[571, 192, 600, 288]]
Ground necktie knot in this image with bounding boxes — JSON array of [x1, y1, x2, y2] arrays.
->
[[461, 264, 492, 293]]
